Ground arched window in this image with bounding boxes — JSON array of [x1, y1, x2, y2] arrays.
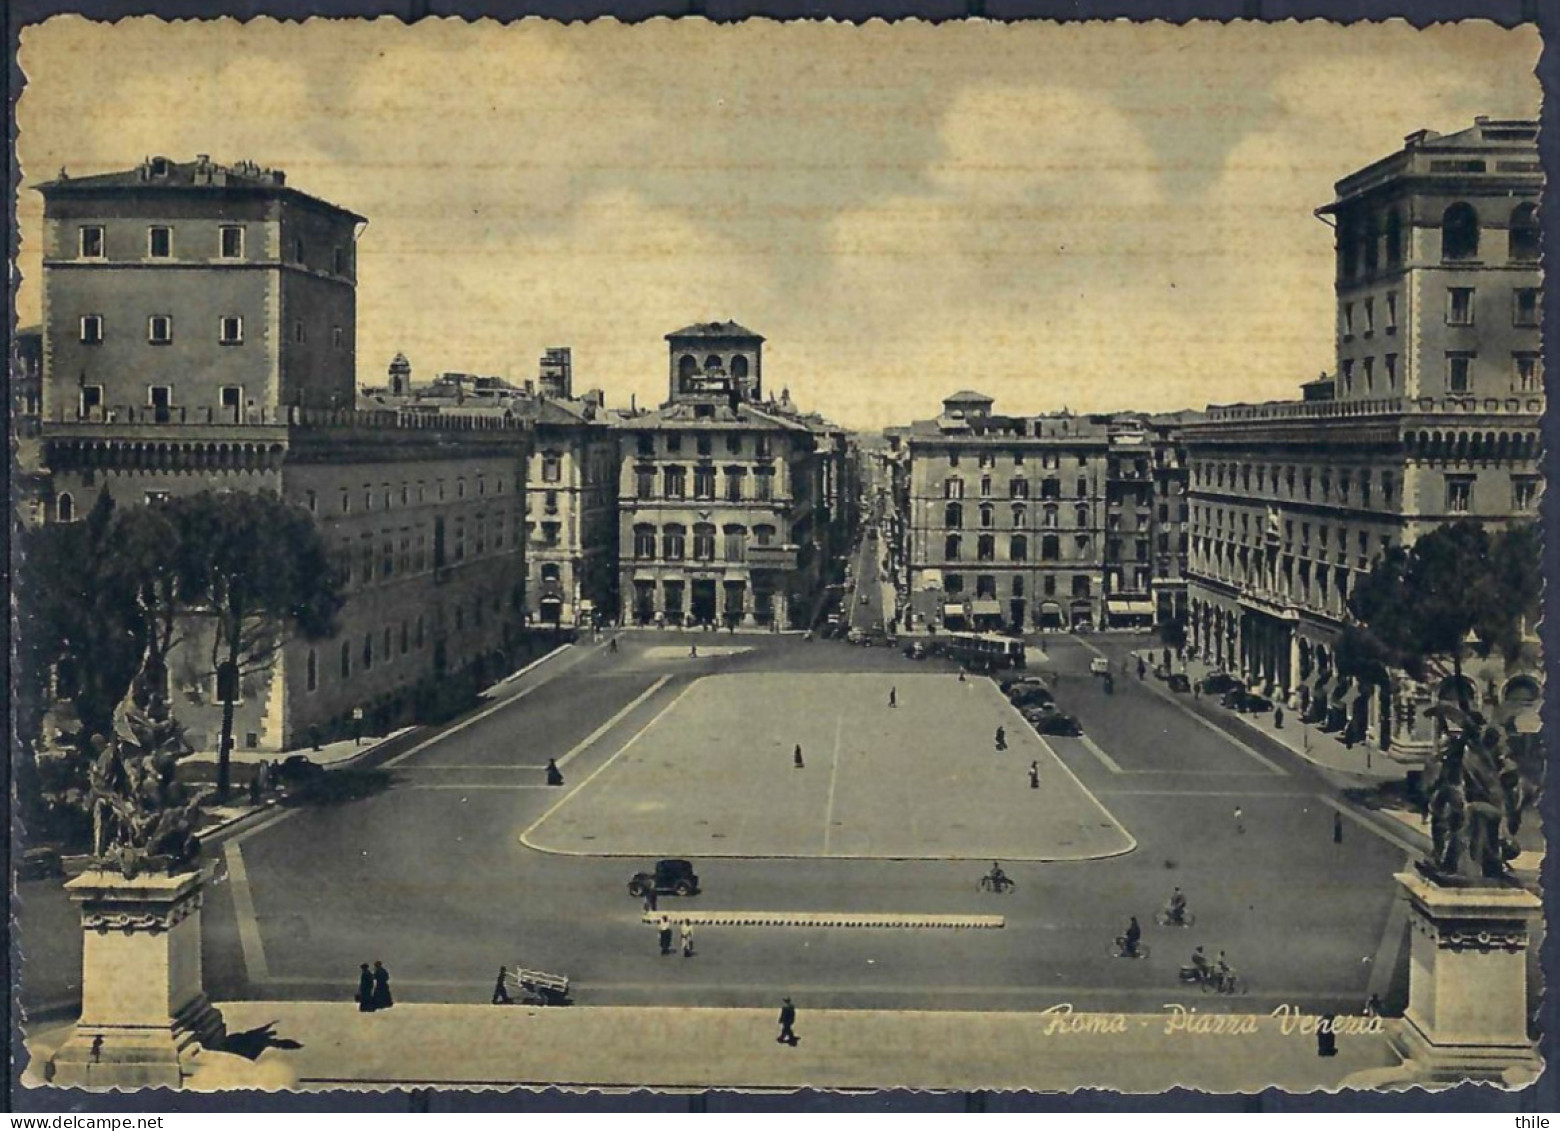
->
[[730, 355, 750, 380], [1509, 203, 1540, 262], [1441, 203, 1479, 261], [55, 491, 75, 523], [1010, 534, 1028, 561], [945, 502, 963, 528], [704, 354, 723, 372], [1011, 503, 1027, 528], [752, 523, 777, 546], [1384, 209, 1403, 266], [977, 534, 995, 562], [979, 504, 994, 528], [1043, 504, 1059, 529], [541, 563, 562, 582], [678, 354, 699, 381], [1075, 504, 1089, 528], [945, 533, 962, 561]]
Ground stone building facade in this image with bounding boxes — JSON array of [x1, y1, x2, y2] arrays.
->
[[616, 323, 846, 630], [901, 392, 1193, 634], [1184, 119, 1543, 756], [36, 156, 530, 753]]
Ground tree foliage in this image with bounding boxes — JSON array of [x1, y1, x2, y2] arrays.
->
[[1345, 520, 1540, 693]]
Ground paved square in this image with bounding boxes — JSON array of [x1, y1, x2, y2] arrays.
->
[[523, 673, 1135, 861]]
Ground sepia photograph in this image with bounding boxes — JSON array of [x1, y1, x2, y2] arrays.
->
[[7, 11, 1549, 1103]]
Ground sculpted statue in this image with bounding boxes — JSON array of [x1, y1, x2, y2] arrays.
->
[[1422, 702, 1534, 882], [59, 665, 203, 879]]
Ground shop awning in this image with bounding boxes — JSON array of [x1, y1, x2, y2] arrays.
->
[[971, 599, 1003, 617], [943, 603, 967, 617], [1106, 598, 1155, 615]]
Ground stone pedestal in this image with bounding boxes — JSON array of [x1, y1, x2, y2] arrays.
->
[[48, 869, 224, 1089], [1393, 870, 1541, 1084]]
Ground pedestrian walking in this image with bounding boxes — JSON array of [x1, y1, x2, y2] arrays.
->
[[356, 963, 375, 1012], [958, 667, 967, 683], [777, 997, 799, 1046], [1316, 1014, 1338, 1058], [352, 706, 365, 746], [309, 726, 323, 752], [794, 744, 804, 769], [370, 961, 393, 1010], [492, 966, 513, 1005], [680, 921, 695, 958], [609, 636, 619, 653], [247, 772, 262, 806], [1193, 683, 1201, 700], [546, 758, 565, 787], [690, 644, 698, 659], [658, 916, 674, 956], [1028, 761, 1040, 789], [1333, 810, 1344, 845], [994, 726, 1007, 752], [643, 888, 658, 914], [1233, 806, 1245, 835], [1274, 705, 1285, 729], [889, 686, 897, 708], [256, 760, 271, 794]]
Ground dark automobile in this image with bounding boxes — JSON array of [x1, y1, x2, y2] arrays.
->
[[1233, 691, 1274, 714], [1166, 673, 1192, 693], [277, 754, 326, 785], [628, 859, 701, 898], [18, 846, 62, 882], [1007, 683, 1055, 710], [1201, 672, 1241, 696], [1030, 710, 1084, 737]]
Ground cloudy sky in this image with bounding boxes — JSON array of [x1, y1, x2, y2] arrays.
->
[[15, 18, 1540, 428]]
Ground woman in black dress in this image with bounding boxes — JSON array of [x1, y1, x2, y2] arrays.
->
[[357, 963, 375, 1012], [371, 961, 394, 1010]]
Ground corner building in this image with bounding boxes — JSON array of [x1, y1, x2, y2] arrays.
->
[[1184, 119, 1543, 756], [37, 157, 530, 753], [616, 322, 844, 630]]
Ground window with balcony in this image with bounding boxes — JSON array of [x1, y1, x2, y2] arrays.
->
[[1513, 477, 1538, 512], [1513, 353, 1541, 393]]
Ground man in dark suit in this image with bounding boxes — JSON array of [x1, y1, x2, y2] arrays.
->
[[777, 997, 798, 1045]]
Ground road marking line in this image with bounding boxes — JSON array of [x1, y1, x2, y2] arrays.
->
[[223, 840, 270, 983], [1318, 794, 1423, 856], [822, 710, 847, 854], [1095, 789, 1301, 798], [986, 683, 1138, 859], [402, 783, 559, 791], [396, 764, 549, 771], [640, 911, 1004, 929], [519, 677, 693, 849], [1076, 734, 1124, 774], [555, 676, 673, 771]]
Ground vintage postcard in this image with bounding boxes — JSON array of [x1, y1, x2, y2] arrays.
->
[[9, 14, 1547, 1100]]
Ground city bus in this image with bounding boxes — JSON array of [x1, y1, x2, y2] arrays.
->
[[936, 631, 1027, 672]]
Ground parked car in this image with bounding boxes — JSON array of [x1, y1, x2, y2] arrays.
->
[[1166, 673, 1192, 693], [277, 754, 325, 785], [1089, 657, 1111, 676], [1153, 664, 1172, 681], [18, 846, 62, 882], [1007, 684, 1055, 710], [1232, 691, 1274, 714], [1030, 710, 1084, 737], [627, 859, 701, 898], [904, 640, 928, 660], [1201, 672, 1240, 695]]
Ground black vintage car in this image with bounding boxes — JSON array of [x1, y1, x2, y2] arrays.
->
[[628, 859, 701, 898], [1024, 706, 1084, 737], [1201, 672, 1241, 696], [1166, 673, 1192, 693]]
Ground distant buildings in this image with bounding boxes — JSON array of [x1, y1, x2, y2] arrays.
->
[[615, 322, 850, 629], [895, 393, 1195, 634], [1183, 118, 1543, 756], [36, 156, 531, 753]]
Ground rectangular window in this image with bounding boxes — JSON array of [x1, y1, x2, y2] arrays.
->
[[219, 316, 244, 345], [726, 433, 742, 455], [1446, 353, 1473, 394], [79, 226, 105, 259], [1362, 356, 1375, 391], [1385, 291, 1398, 333], [79, 384, 103, 416], [219, 226, 244, 258], [79, 314, 103, 345], [1513, 477, 1538, 512], [1341, 359, 1354, 395], [1513, 353, 1541, 393], [635, 469, 655, 500], [1341, 302, 1354, 338], [666, 433, 682, 454], [1384, 353, 1398, 389], [147, 315, 173, 344], [148, 226, 172, 258], [696, 434, 713, 456], [147, 385, 173, 421], [1514, 288, 1540, 328], [332, 326, 345, 350], [1447, 287, 1475, 326], [1362, 297, 1374, 335], [1445, 477, 1473, 514], [220, 385, 243, 420]]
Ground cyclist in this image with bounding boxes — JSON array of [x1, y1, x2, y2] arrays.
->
[[1166, 886, 1188, 925], [1214, 951, 1236, 993], [1121, 916, 1142, 957], [1188, 946, 1211, 984], [986, 862, 1010, 891]]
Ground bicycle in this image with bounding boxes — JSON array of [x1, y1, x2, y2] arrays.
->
[[1111, 937, 1150, 960], [1155, 907, 1196, 928], [977, 874, 1016, 894]]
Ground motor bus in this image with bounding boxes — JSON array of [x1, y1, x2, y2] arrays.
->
[[935, 631, 1027, 672]]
